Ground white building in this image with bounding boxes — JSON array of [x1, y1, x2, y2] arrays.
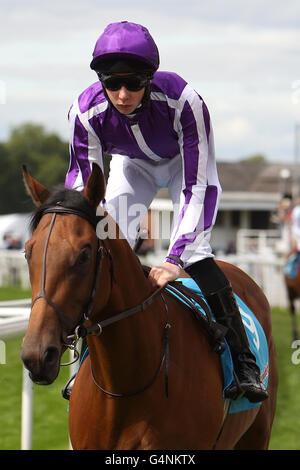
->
[[142, 160, 297, 257]]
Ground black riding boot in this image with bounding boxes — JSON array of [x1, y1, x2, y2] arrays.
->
[[185, 258, 268, 403], [204, 285, 269, 403]]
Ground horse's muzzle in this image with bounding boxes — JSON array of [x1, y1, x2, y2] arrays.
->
[[21, 344, 61, 385]]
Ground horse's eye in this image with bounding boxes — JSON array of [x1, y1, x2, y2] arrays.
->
[[75, 247, 91, 267]]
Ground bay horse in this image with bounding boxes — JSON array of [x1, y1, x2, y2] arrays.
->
[[21, 163, 278, 450]]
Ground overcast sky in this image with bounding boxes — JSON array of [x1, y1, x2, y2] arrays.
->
[[1, 0, 300, 162]]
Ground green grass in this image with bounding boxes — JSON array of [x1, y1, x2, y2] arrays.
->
[[268, 307, 300, 450], [0, 287, 70, 450], [0, 287, 299, 449], [0, 337, 70, 450], [0, 286, 32, 301]]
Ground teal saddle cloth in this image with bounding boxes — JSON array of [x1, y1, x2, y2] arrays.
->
[[166, 278, 269, 414], [77, 278, 269, 414]]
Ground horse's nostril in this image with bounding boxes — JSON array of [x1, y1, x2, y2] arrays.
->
[[43, 347, 59, 366]]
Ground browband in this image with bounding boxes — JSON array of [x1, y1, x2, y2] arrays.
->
[[43, 206, 98, 229]]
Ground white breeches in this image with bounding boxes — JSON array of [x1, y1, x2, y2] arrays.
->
[[102, 154, 215, 266]]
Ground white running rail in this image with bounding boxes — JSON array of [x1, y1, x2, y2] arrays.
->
[[0, 299, 76, 450]]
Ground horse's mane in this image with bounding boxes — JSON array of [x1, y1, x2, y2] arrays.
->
[[29, 185, 96, 234]]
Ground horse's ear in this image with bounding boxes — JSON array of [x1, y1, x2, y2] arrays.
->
[[83, 163, 106, 208], [22, 165, 50, 207]]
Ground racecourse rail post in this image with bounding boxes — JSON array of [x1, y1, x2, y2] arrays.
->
[[21, 365, 33, 450]]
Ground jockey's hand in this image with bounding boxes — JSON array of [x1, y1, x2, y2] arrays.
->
[[148, 261, 181, 287]]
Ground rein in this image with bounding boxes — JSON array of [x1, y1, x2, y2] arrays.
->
[[89, 293, 171, 398], [76, 283, 165, 338]]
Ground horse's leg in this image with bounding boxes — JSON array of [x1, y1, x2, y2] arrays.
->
[[234, 367, 278, 450], [234, 336, 278, 450], [233, 404, 271, 450]]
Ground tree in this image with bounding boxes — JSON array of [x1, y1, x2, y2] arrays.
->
[[0, 122, 113, 214], [0, 123, 69, 214], [238, 154, 267, 163]]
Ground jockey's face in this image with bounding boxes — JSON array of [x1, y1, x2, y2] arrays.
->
[[104, 73, 146, 115], [105, 85, 145, 115]]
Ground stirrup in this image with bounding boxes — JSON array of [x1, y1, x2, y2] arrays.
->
[[62, 373, 76, 400], [224, 371, 245, 400], [225, 368, 268, 403]]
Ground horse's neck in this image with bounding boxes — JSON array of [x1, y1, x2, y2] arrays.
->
[[88, 237, 163, 395], [106, 238, 152, 312]]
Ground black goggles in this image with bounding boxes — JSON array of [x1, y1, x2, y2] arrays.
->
[[98, 73, 150, 92]]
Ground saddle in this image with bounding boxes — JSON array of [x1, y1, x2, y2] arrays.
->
[[142, 265, 228, 354]]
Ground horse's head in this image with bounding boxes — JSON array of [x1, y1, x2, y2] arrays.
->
[[21, 163, 109, 384]]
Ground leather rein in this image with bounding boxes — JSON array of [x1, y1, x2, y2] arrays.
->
[[31, 204, 170, 396]]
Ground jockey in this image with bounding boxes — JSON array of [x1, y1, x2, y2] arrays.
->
[[65, 21, 268, 403]]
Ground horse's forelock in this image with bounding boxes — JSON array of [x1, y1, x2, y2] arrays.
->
[[29, 186, 91, 233]]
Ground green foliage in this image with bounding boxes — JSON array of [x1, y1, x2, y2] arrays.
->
[[0, 122, 112, 215], [238, 153, 267, 163], [0, 123, 69, 214]]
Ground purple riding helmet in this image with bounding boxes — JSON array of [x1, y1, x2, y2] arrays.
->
[[90, 21, 160, 75]]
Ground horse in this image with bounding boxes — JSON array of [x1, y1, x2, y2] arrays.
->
[[21, 163, 278, 450]]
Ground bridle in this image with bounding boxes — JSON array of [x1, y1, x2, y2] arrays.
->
[[30, 206, 107, 358], [31, 203, 170, 394]]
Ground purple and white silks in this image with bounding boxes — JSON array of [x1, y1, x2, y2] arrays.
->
[[65, 71, 222, 266]]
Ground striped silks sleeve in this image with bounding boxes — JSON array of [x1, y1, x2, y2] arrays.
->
[[65, 98, 105, 191], [167, 85, 221, 265]]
